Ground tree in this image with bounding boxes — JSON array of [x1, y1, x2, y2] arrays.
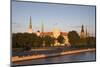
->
[[22, 33, 37, 50], [12, 33, 24, 48], [12, 33, 37, 49], [57, 35, 65, 44], [86, 37, 96, 48], [12, 33, 20, 48], [43, 35, 55, 47], [33, 36, 43, 48], [68, 31, 80, 46]]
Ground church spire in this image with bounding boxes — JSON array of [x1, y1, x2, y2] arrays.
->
[[28, 16, 32, 33], [80, 24, 85, 38], [81, 24, 84, 32], [29, 16, 32, 29], [41, 20, 44, 33], [85, 28, 89, 37]]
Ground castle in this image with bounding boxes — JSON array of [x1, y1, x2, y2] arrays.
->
[[28, 16, 88, 46]]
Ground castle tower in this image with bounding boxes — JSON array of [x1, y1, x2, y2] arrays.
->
[[28, 16, 32, 33], [80, 25, 85, 38]]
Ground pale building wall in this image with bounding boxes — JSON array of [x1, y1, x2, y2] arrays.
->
[[28, 28, 32, 33], [53, 28, 60, 39]]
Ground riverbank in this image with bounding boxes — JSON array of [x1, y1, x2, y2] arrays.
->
[[12, 48, 95, 62]]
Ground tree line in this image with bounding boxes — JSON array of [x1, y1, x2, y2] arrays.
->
[[12, 31, 96, 51], [12, 32, 65, 49], [68, 31, 96, 48]]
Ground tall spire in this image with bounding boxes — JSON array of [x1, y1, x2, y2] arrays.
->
[[85, 28, 89, 37], [80, 24, 85, 38], [28, 16, 32, 33], [29, 16, 32, 29], [81, 24, 84, 32], [41, 20, 44, 33]]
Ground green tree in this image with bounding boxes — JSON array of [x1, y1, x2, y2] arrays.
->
[[34, 36, 43, 48], [57, 35, 65, 44], [86, 37, 96, 48], [43, 35, 55, 47], [68, 31, 80, 46], [12, 33, 37, 50]]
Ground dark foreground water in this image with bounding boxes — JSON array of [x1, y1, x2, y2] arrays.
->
[[13, 51, 96, 66]]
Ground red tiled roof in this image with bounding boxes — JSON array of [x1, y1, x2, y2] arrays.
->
[[60, 32, 67, 36], [41, 32, 53, 35], [40, 32, 67, 36]]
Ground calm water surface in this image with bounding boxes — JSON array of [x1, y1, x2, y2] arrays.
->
[[13, 51, 96, 66]]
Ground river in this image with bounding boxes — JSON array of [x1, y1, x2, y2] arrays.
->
[[13, 51, 96, 66]]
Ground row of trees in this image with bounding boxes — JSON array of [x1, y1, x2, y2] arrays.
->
[[68, 31, 96, 48], [12, 33, 65, 49], [12, 31, 96, 51]]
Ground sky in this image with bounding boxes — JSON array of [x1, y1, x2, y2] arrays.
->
[[12, 1, 96, 36]]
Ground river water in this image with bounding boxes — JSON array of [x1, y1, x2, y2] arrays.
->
[[13, 51, 96, 66]]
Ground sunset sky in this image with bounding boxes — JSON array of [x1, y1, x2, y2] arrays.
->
[[12, 1, 96, 36]]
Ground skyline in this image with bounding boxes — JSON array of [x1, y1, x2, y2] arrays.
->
[[12, 1, 96, 36]]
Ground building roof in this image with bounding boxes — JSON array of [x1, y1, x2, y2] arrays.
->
[[40, 32, 67, 36]]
